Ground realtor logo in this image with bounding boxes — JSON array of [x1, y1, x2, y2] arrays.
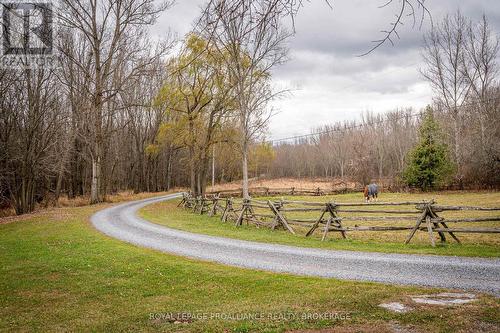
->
[[1, 0, 56, 67]]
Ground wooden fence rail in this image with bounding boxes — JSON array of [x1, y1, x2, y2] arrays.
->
[[204, 186, 362, 198], [178, 193, 500, 246]]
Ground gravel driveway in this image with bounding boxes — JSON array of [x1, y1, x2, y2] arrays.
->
[[91, 193, 500, 295]]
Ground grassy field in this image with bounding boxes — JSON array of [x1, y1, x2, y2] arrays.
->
[[141, 191, 500, 257], [1, 194, 499, 332]]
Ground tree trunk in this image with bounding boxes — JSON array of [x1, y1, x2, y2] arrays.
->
[[55, 138, 72, 203], [454, 114, 462, 185], [15, 176, 35, 215], [242, 140, 249, 199], [166, 151, 172, 191], [196, 168, 202, 195], [199, 165, 206, 196], [211, 146, 215, 188], [55, 166, 64, 203], [189, 146, 196, 195], [90, 108, 103, 203], [90, 41, 104, 203], [378, 158, 383, 179], [199, 154, 212, 196], [90, 154, 101, 204]]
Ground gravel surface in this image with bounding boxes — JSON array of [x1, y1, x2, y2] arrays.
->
[[91, 193, 500, 295]]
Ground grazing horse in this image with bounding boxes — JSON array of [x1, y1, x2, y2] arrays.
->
[[364, 183, 378, 202]]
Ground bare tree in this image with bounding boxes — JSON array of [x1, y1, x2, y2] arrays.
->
[[0, 67, 62, 214], [58, 0, 172, 203], [360, 0, 430, 56], [421, 11, 471, 183], [199, 0, 292, 198], [463, 15, 499, 149]]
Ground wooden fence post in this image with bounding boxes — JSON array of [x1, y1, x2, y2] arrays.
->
[[268, 200, 295, 234], [236, 199, 249, 226], [222, 198, 234, 222], [306, 202, 345, 240], [209, 195, 219, 217], [322, 217, 332, 241], [320, 203, 346, 241], [177, 193, 186, 207], [425, 214, 436, 247], [405, 201, 462, 246], [270, 200, 282, 230], [428, 204, 461, 244], [405, 203, 431, 245], [221, 198, 228, 221], [198, 197, 206, 214], [191, 196, 199, 212], [306, 205, 328, 237]]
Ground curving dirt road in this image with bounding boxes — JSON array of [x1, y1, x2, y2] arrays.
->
[[91, 193, 500, 295]]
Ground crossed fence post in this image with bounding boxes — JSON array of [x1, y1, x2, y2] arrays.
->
[[176, 192, 477, 247], [208, 194, 219, 217], [306, 202, 345, 240], [221, 198, 234, 222], [405, 200, 461, 247]]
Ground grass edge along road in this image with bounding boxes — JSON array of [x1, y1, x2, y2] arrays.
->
[[140, 191, 500, 258], [0, 194, 498, 332]]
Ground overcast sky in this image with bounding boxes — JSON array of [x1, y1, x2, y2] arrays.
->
[[152, 0, 500, 141]]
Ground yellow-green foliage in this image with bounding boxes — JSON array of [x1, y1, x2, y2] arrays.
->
[[249, 141, 276, 176], [153, 34, 239, 161]]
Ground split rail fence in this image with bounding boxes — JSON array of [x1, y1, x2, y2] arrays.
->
[[178, 193, 500, 246], [205, 186, 359, 198]]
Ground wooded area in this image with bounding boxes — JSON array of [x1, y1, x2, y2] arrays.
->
[[1, 2, 498, 216]]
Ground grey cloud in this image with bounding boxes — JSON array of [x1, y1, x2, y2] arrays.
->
[[149, 0, 500, 139]]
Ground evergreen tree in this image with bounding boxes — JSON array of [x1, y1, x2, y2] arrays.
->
[[403, 107, 454, 190]]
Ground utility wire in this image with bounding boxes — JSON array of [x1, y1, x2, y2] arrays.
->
[[268, 111, 420, 144], [267, 95, 500, 144]]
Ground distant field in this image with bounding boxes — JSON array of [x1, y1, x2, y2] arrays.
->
[[207, 177, 360, 192], [141, 191, 500, 257]]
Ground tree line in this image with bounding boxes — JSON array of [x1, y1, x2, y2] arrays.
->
[[1, 2, 498, 216], [1, 0, 176, 214], [0, 0, 296, 214]]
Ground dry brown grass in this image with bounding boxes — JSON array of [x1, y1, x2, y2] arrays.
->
[[56, 188, 186, 207], [0, 188, 186, 222], [207, 177, 361, 192]]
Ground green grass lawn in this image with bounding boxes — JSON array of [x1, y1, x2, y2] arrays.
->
[[140, 191, 500, 257], [1, 196, 499, 332]]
